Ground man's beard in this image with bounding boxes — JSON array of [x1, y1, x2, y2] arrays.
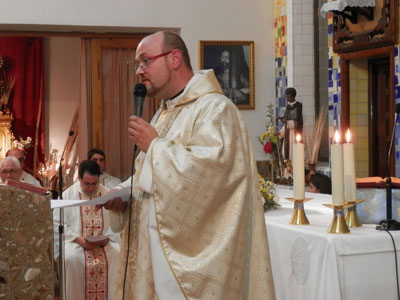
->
[[147, 80, 169, 98], [84, 189, 98, 197], [143, 63, 172, 98]]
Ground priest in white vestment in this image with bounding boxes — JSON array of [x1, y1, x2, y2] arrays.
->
[[107, 32, 275, 300], [88, 148, 121, 189], [6, 147, 41, 186], [54, 160, 122, 300]]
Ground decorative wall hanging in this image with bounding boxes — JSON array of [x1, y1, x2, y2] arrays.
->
[[321, 0, 398, 53]]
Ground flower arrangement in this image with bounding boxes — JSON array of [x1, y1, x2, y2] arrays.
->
[[38, 148, 59, 190], [258, 103, 283, 180], [258, 104, 280, 153], [259, 174, 279, 211], [259, 125, 280, 154], [12, 136, 32, 151]]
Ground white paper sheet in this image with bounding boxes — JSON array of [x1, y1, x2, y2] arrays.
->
[[50, 186, 131, 209]]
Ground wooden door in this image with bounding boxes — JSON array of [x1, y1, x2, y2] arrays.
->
[[369, 57, 392, 177]]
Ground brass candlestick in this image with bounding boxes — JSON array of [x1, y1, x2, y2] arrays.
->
[[286, 198, 312, 225], [345, 199, 365, 227], [323, 203, 355, 234]]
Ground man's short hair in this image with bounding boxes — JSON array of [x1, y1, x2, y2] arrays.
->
[[310, 173, 332, 194], [162, 31, 193, 71], [78, 160, 101, 179], [285, 87, 297, 97], [0, 156, 21, 170], [87, 148, 106, 160]]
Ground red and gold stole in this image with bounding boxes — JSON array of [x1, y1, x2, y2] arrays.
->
[[79, 193, 108, 300]]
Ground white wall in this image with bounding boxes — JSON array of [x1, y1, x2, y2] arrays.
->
[[44, 37, 80, 158], [2, 0, 275, 160]]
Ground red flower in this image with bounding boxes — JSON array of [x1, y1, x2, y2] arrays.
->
[[263, 142, 273, 154]]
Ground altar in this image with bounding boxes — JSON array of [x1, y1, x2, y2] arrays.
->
[[265, 189, 400, 300]]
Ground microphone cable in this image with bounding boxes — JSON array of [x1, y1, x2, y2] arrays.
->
[[384, 229, 400, 300], [122, 143, 138, 299], [122, 83, 147, 298]]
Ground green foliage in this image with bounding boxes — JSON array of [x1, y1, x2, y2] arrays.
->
[[258, 174, 280, 212]]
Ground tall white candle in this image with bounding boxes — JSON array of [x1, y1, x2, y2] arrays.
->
[[293, 134, 305, 200], [343, 129, 356, 202], [331, 130, 345, 206]]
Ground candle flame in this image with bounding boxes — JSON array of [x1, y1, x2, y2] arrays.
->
[[296, 134, 302, 143], [334, 130, 341, 143], [346, 129, 351, 143]]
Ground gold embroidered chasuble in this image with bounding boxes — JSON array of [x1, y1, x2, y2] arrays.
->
[[115, 70, 275, 300]]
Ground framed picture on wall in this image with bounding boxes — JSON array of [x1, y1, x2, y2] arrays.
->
[[199, 40, 254, 110]]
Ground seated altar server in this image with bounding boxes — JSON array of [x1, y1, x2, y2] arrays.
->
[[6, 147, 41, 186], [88, 148, 121, 189], [106, 31, 275, 300], [55, 160, 122, 300]]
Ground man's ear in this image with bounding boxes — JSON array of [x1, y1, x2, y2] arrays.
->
[[170, 49, 183, 69]]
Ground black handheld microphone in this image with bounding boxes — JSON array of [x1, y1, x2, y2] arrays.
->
[[133, 83, 147, 117]]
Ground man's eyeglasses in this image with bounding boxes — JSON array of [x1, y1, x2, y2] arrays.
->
[[134, 51, 172, 72], [0, 169, 19, 175], [82, 182, 99, 188]]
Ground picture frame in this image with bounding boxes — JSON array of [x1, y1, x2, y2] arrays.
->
[[199, 40, 255, 110]]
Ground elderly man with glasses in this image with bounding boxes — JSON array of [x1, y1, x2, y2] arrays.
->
[[0, 156, 23, 183], [6, 147, 41, 186], [54, 160, 122, 300]]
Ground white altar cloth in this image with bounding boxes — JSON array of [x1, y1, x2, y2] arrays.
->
[[265, 189, 400, 300]]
